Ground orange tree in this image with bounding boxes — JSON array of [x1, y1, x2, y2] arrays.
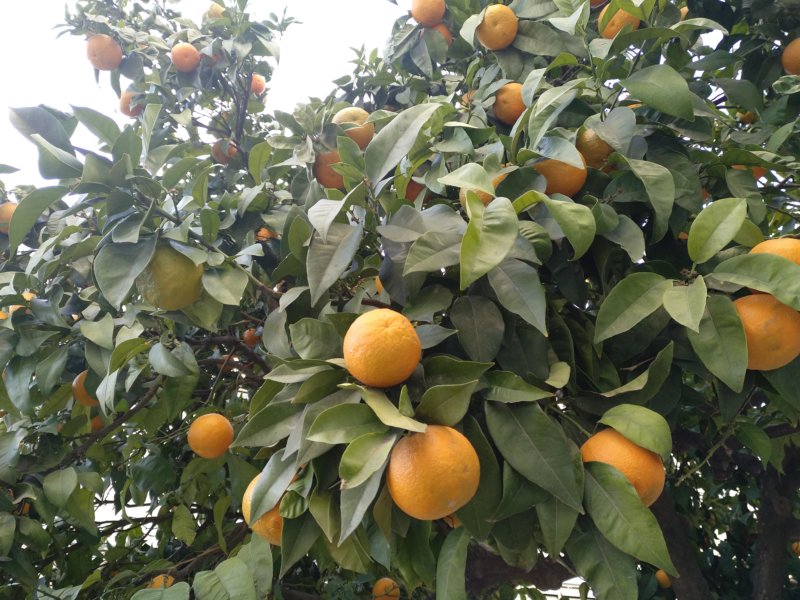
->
[[2, 0, 800, 598]]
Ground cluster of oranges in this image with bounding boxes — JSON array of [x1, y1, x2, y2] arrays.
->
[[313, 105, 376, 191], [410, 0, 453, 46]]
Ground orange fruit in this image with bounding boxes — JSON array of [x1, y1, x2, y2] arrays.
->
[[493, 82, 526, 125], [256, 227, 277, 241], [387, 425, 480, 520], [732, 164, 767, 180], [72, 371, 99, 407], [792, 541, 800, 556], [343, 309, 421, 388], [476, 4, 518, 51], [598, 5, 641, 38], [372, 577, 401, 600], [136, 245, 204, 311], [242, 327, 261, 348], [411, 0, 445, 27], [443, 514, 462, 528], [701, 188, 710, 200], [534, 154, 588, 197], [211, 140, 237, 165], [242, 475, 283, 545], [461, 90, 476, 106], [428, 23, 452, 46], [250, 74, 266, 95], [733, 294, 800, 371], [207, 3, 225, 18], [655, 569, 672, 589], [86, 34, 123, 71], [313, 150, 345, 190], [187, 413, 234, 459], [590, 0, 606, 6], [404, 179, 427, 202], [171, 42, 201, 72], [375, 276, 384, 294], [581, 428, 665, 507], [119, 90, 143, 118], [332, 107, 374, 149], [679, 6, 689, 20], [147, 575, 175, 589], [90, 415, 104, 431], [0, 203, 17, 234], [576, 129, 614, 169], [782, 38, 800, 75], [749, 238, 800, 267], [736, 111, 757, 124], [458, 172, 509, 207]]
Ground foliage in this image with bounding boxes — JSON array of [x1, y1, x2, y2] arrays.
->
[[1, 0, 800, 598]]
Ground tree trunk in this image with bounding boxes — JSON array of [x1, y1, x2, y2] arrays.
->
[[751, 465, 794, 600]]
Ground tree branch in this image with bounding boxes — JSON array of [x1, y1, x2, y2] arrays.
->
[[465, 543, 572, 596]]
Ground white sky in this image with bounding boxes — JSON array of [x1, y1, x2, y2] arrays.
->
[[0, 0, 407, 187]]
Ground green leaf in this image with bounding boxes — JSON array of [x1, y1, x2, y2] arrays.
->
[[248, 141, 272, 184], [192, 556, 256, 600], [662, 277, 707, 332], [622, 64, 693, 120], [542, 196, 596, 259], [415, 380, 478, 425], [339, 465, 385, 543], [599, 404, 672, 460], [236, 537, 272, 598], [483, 371, 552, 403], [624, 159, 675, 242], [9, 186, 68, 253], [80, 313, 115, 350], [307, 403, 389, 443], [461, 197, 518, 289], [583, 463, 676, 574], [131, 583, 190, 600], [289, 318, 341, 360], [594, 272, 668, 343], [365, 103, 444, 186], [0, 513, 15, 557], [736, 423, 772, 465], [354, 386, 427, 432], [339, 432, 397, 489], [457, 416, 502, 541], [438, 162, 495, 196], [566, 525, 637, 600], [148, 343, 195, 377], [307, 222, 363, 304], [43, 468, 78, 508], [599, 343, 674, 404], [687, 198, 747, 264], [485, 402, 583, 511], [536, 496, 579, 557], [0, 430, 28, 482], [234, 401, 302, 447], [713, 254, 800, 310], [72, 105, 121, 146], [202, 268, 248, 306], [488, 258, 548, 335], [687, 295, 747, 392], [450, 296, 504, 362], [403, 231, 462, 276], [94, 237, 157, 309], [603, 215, 646, 262], [30, 134, 83, 179], [279, 512, 321, 577], [435, 528, 470, 600], [172, 504, 196, 545]]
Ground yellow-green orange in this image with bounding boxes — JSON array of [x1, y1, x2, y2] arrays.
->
[[576, 128, 613, 169], [136, 246, 204, 311]]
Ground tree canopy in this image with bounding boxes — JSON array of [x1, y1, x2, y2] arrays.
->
[[1, 0, 800, 598]]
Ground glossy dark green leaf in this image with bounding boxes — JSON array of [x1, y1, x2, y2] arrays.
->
[[536, 495, 579, 557], [594, 273, 668, 343], [279, 512, 322, 577], [354, 386, 427, 432], [599, 404, 672, 460], [565, 524, 637, 600], [403, 231, 462, 276], [456, 416, 502, 541], [542, 196, 596, 259], [435, 527, 470, 600], [339, 465, 385, 543], [483, 371, 552, 403], [339, 432, 397, 489], [415, 380, 478, 425], [688, 198, 747, 264], [687, 294, 747, 392], [94, 236, 157, 309], [307, 403, 388, 443], [450, 296, 504, 362], [662, 276, 706, 332], [624, 158, 675, 242], [713, 253, 800, 310], [234, 401, 303, 447], [488, 258, 547, 335], [622, 64, 693, 120], [289, 318, 342, 360], [192, 556, 256, 600], [9, 186, 68, 253], [249, 449, 297, 523], [307, 222, 363, 304], [460, 196, 518, 289]]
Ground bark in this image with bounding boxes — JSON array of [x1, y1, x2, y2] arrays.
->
[[465, 543, 572, 596], [650, 491, 713, 600]]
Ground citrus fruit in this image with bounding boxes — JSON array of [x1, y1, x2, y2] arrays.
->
[[792, 541, 800, 556], [90, 415, 104, 431], [733, 294, 800, 371], [461, 90, 476, 106], [375, 276, 384, 294], [387, 425, 480, 520], [372, 577, 401, 600], [242, 327, 261, 348], [736, 111, 757, 124], [255, 227, 277, 241], [590, 0, 606, 6], [404, 179, 427, 202], [171, 42, 201, 72], [0, 203, 17, 234], [343, 309, 421, 388], [732, 164, 767, 180], [207, 3, 225, 18], [73, 371, 99, 407], [332, 106, 374, 149], [581, 428, 665, 507], [429, 23, 452, 46], [443, 514, 462, 528], [534, 154, 588, 197], [86, 34, 123, 71], [211, 139, 237, 164], [250, 73, 266, 95], [147, 575, 175, 589], [749, 238, 800, 267], [576, 128, 613, 169], [313, 150, 345, 190], [476, 4, 518, 51], [119, 90, 143, 118], [598, 5, 641, 38], [136, 245, 204, 311], [655, 569, 672, 589], [782, 38, 800, 75], [187, 413, 234, 459], [411, 0, 445, 27], [493, 82, 525, 125], [458, 172, 509, 207], [679, 6, 689, 20], [242, 475, 283, 545]]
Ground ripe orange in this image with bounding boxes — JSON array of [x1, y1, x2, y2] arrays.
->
[[443, 514, 462, 528], [86, 34, 123, 71], [256, 227, 277, 241], [404, 179, 427, 202], [461, 90, 476, 106], [590, 0, 606, 6], [732, 164, 767, 180], [0, 203, 17, 234], [493, 82, 526, 125], [136, 245, 204, 311], [679, 6, 689, 20], [250, 74, 266, 95], [387, 425, 480, 520], [207, 3, 225, 18], [343, 309, 421, 388], [242, 327, 261, 348], [211, 140, 238, 165], [72, 370, 99, 407], [655, 569, 672, 589], [242, 475, 283, 545], [733, 294, 800, 371], [147, 575, 175, 589], [119, 90, 143, 118], [313, 150, 345, 190], [581, 428, 665, 507], [187, 413, 234, 459], [598, 5, 641, 38], [736, 111, 757, 124], [458, 172, 509, 207], [534, 154, 588, 197], [332, 107, 374, 149], [476, 4, 518, 51], [576, 129, 613, 169], [171, 42, 201, 72], [792, 541, 800, 556], [782, 39, 800, 75], [90, 415, 104, 431], [411, 0, 445, 27], [372, 577, 401, 600], [428, 23, 452, 46], [749, 238, 800, 267], [375, 276, 384, 294]]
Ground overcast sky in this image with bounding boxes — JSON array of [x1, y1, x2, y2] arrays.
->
[[0, 0, 406, 187]]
